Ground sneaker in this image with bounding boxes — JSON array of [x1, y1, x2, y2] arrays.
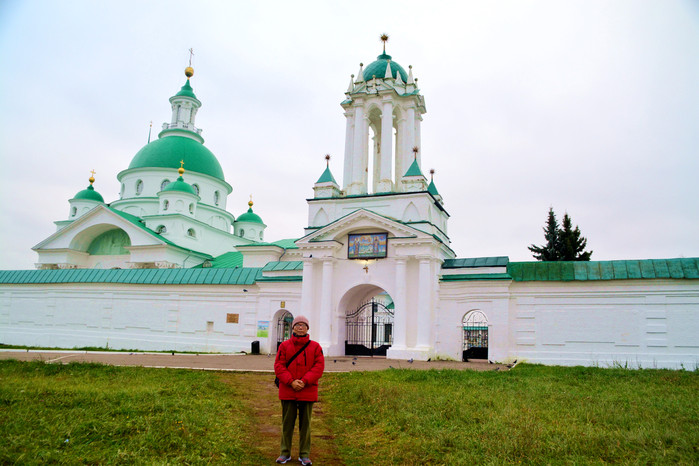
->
[[276, 455, 292, 464], [299, 457, 312, 465]]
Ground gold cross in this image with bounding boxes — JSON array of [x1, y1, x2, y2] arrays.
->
[[188, 48, 194, 67], [180, 160, 185, 168]]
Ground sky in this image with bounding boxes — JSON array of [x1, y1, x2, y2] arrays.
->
[[0, 0, 697, 269]]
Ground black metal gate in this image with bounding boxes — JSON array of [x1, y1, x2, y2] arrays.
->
[[462, 310, 488, 361], [345, 299, 394, 356], [276, 311, 293, 350]]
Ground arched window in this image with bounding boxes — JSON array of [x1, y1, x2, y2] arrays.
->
[[156, 225, 167, 234], [187, 228, 196, 238], [135, 179, 143, 195], [214, 190, 220, 206], [240, 229, 245, 237], [189, 203, 194, 214], [71, 206, 77, 217], [163, 200, 169, 211], [259, 232, 264, 240], [192, 184, 200, 196], [120, 183, 125, 198], [160, 179, 170, 191]]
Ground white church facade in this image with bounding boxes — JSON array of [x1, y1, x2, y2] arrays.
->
[[1, 45, 698, 369]]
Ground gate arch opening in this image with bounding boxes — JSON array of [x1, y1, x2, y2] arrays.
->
[[344, 290, 394, 356], [462, 310, 488, 361]]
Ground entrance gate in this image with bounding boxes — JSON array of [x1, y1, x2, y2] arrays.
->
[[276, 311, 293, 350], [462, 310, 488, 361], [345, 299, 394, 356]]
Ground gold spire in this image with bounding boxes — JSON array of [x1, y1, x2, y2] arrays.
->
[[430, 168, 435, 181], [412, 146, 419, 160], [89, 169, 96, 185], [178, 160, 185, 176], [185, 48, 195, 79], [325, 153, 331, 167], [380, 33, 389, 53]]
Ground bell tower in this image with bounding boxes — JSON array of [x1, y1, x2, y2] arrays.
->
[[341, 34, 427, 195]]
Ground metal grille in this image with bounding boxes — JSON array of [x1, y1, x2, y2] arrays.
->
[[345, 299, 394, 356], [462, 310, 488, 361], [276, 311, 293, 350]]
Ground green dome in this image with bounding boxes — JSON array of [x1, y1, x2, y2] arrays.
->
[[237, 207, 264, 224], [363, 53, 408, 82], [161, 176, 197, 195], [129, 135, 225, 180], [175, 79, 198, 99], [74, 185, 104, 202]]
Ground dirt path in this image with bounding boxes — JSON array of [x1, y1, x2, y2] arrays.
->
[[220, 372, 343, 465]]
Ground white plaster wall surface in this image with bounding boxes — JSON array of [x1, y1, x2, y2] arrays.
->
[[0, 284, 272, 353]]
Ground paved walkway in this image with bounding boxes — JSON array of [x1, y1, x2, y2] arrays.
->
[[0, 350, 506, 372]]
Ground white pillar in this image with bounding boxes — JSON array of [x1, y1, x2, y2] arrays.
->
[[343, 111, 355, 191], [417, 257, 432, 349], [391, 258, 407, 350], [415, 114, 422, 167], [300, 257, 315, 321], [378, 100, 394, 192], [394, 116, 405, 190], [318, 258, 333, 348], [372, 128, 381, 193], [350, 106, 366, 194], [405, 106, 416, 165]]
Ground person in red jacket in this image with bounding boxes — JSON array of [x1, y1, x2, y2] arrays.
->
[[274, 315, 325, 465]]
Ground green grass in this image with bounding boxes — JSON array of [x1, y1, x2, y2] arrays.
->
[[323, 364, 699, 465], [0, 360, 263, 464]]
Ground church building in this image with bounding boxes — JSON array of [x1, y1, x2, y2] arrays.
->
[[1, 42, 698, 369]]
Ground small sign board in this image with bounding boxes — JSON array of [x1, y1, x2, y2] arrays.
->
[[226, 313, 239, 324], [348, 233, 388, 259], [257, 320, 269, 338]]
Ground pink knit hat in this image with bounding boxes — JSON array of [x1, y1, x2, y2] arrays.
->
[[292, 315, 309, 329]]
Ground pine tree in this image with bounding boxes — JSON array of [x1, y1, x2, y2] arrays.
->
[[559, 213, 593, 261], [529, 208, 593, 261], [528, 208, 560, 261]]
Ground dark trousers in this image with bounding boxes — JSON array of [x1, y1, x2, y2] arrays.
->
[[280, 400, 314, 457]]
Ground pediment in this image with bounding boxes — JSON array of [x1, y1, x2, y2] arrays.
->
[[297, 209, 430, 246], [34, 205, 167, 252]]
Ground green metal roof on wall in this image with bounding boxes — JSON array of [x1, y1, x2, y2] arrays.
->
[[0, 267, 263, 285], [443, 257, 509, 268], [129, 135, 224, 180], [193, 251, 243, 268], [316, 166, 337, 184], [74, 185, 104, 202], [507, 258, 699, 281], [403, 159, 423, 177], [262, 261, 303, 271]]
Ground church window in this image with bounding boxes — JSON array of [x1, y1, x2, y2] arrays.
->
[[163, 200, 169, 211], [120, 183, 125, 198], [156, 225, 167, 234], [160, 179, 170, 191], [240, 229, 245, 237], [135, 179, 143, 195], [259, 232, 263, 240], [192, 184, 200, 196], [187, 228, 196, 238], [71, 207, 77, 217], [189, 203, 194, 214], [214, 190, 220, 206]]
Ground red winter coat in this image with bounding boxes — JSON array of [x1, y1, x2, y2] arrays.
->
[[274, 334, 325, 401]]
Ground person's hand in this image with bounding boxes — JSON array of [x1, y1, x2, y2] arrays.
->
[[291, 379, 305, 391]]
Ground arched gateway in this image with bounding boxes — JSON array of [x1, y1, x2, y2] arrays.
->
[[345, 297, 394, 356]]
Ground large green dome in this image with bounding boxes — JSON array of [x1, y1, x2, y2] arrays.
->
[[129, 136, 225, 180], [237, 207, 264, 224], [363, 53, 408, 82]]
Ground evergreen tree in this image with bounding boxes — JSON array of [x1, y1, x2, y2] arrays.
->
[[528, 208, 593, 261], [559, 213, 593, 261], [528, 208, 560, 261]]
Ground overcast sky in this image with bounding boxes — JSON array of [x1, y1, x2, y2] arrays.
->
[[0, 0, 697, 270]]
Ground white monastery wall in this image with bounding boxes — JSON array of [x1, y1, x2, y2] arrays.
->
[[0, 283, 302, 354], [438, 278, 699, 369]]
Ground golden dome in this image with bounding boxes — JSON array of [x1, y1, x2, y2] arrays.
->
[[185, 66, 194, 78]]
